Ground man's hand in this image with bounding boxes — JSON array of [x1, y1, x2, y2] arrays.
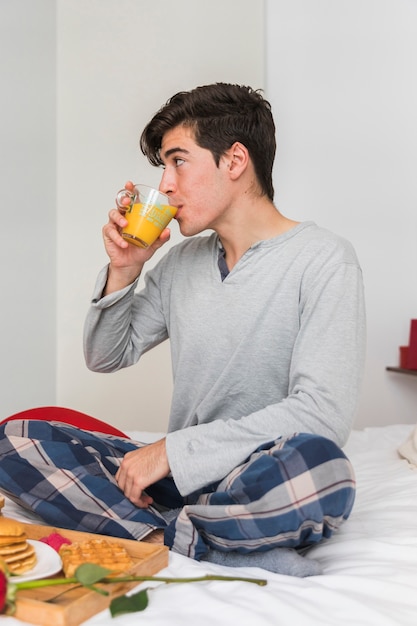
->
[[115, 438, 170, 508], [102, 181, 172, 295]]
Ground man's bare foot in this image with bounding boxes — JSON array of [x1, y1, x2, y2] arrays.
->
[[143, 528, 164, 544]]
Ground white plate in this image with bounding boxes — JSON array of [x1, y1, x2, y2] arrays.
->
[[9, 539, 63, 583]]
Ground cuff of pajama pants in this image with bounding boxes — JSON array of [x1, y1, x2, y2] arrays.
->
[[164, 516, 209, 561]]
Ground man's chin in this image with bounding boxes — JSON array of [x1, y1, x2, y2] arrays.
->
[[178, 222, 201, 238]]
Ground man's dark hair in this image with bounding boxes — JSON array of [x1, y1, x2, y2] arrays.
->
[[140, 83, 276, 200]]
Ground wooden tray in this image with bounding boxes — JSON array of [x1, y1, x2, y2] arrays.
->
[[12, 522, 169, 626]]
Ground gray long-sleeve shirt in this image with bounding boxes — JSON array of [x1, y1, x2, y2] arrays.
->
[[84, 222, 366, 496]]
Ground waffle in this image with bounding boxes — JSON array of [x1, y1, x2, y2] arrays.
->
[[59, 538, 134, 578]]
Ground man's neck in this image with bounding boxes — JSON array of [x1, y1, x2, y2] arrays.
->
[[216, 199, 299, 271]]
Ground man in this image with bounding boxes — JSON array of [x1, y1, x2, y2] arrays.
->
[[0, 84, 365, 576]]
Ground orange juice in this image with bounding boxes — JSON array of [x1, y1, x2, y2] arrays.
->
[[121, 202, 177, 248]]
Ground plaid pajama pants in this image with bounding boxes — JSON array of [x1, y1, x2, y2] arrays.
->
[[0, 420, 355, 560]]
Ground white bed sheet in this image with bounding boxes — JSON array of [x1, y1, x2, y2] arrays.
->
[[2, 424, 416, 626]]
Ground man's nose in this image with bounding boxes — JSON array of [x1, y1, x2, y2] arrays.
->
[[159, 169, 175, 196]]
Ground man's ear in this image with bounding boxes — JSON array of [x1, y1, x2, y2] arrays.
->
[[223, 142, 249, 179]]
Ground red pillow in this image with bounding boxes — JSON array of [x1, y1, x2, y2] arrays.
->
[[0, 406, 129, 438]]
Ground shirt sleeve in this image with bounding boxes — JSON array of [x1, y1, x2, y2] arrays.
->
[[83, 264, 169, 373]]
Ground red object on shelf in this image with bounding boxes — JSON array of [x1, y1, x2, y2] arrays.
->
[[399, 346, 409, 368], [407, 319, 417, 370]]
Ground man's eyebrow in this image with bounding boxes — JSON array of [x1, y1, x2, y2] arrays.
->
[[162, 147, 190, 160]]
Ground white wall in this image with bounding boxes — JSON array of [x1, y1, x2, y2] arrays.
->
[[266, 0, 417, 428], [56, 0, 264, 432], [0, 0, 56, 417]]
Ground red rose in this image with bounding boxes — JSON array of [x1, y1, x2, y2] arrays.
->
[[0, 565, 17, 616], [0, 556, 265, 619], [0, 570, 6, 613]]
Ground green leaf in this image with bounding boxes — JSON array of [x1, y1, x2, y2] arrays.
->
[[109, 589, 149, 617], [74, 563, 113, 585], [84, 584, 109, 596]]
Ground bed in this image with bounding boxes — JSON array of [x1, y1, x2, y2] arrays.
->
[[2, 423, 417, 626]]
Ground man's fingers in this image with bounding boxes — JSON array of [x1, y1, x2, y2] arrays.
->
[[115, 467, 153, 508], [127, 491, 154, 508]]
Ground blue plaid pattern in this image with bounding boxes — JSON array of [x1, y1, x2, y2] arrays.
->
[[0, 420, 355, 560]]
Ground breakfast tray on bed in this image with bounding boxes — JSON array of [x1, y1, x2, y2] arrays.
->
[[12, 522, 169, 626]]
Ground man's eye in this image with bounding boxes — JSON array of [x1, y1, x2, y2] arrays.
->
[[174, 158, 185, 167]]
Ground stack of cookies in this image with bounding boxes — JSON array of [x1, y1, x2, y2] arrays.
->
[[0, 517, 37, 575]]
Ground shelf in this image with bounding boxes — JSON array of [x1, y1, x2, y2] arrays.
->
[[386, 367, 417, 376]]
